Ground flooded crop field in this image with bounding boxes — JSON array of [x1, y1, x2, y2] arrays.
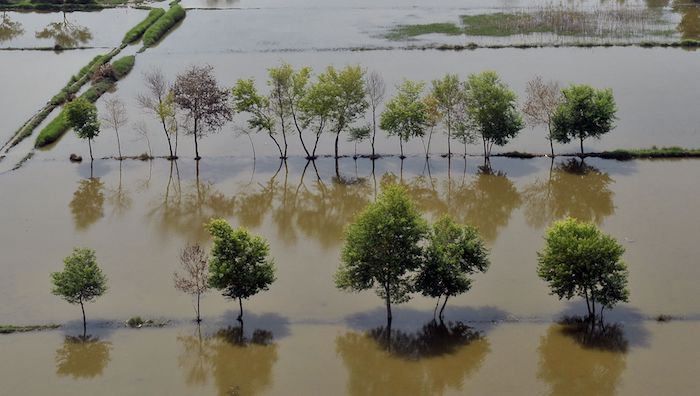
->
[[1, 0, 699, 395]]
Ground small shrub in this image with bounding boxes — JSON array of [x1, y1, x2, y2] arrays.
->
[[91, 63, 115, 83], [127, 316, 144, 328]]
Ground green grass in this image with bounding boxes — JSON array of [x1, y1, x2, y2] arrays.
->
[[0, 324, 60, 334], [462, 13, 550, 36], [385, 22, 463, 41], [0, 0, 125, 10], [122, 8, 166, 44], [34, 109, 69, 147], [142, 4, 185, 47], [598, 147, 700, 160]]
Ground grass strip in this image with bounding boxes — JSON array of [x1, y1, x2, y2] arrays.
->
[[122, 8, 166, 44], [0, 324, 60, 334], [142, 4, 185, 48]]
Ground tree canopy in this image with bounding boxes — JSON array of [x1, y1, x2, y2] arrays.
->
[[206, 218, 276, 321], [464, 71, 523, 158], [65, 97, 100, 160], [416, 216, 490, 319], [335, 184, 428, 325], [551, 84, 617, 155], [537, 217, 629, 321], [380, 79, 428, 158]]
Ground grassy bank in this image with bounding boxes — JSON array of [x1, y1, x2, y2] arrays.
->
[[122, 8, 166, 44], [0, 324, 60, 334], [35, 55, 136, 148], [142, 4, 185, 48], [0, 0, 126, 11], [596, 147, 700, 160], [385, 23, 462, 41]]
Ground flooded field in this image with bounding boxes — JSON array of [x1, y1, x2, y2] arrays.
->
[[1, 0, 699, 394]]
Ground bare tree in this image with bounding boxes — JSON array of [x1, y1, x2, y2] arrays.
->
[[365, 71, 385, 159], [137, 68, 178, 160], [134, 120, 152, 159], [172, 65, 232, 160], [101, 97, 127, 159], [174, 243, 210, 323], [522, 75, 564, 157]]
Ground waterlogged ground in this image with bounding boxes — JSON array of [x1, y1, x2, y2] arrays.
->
[[1, 157, 700, 394], [1, 0, 700, 394]]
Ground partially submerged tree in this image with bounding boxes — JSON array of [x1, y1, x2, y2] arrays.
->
[[174, 243, 210, 323], [51, 248, 108, 335], [365, 70, 386, 159], [380, 80, 428, 159], [206, 219, 276, 321], [268, 63, 313, 159], [422, 94, 441, 158], [537, 218, 629, 322], [320, 65, 368, 159], [522, 76, 564, 157], [335, 184, 428, 326], [416, 216, 490, 320], [431, 74, 463, 157], [232, 78, 281, 158], [101, 97, 128, 159], [66, 97, 100, 161], [173, 65, 232, 160], [464, 71, 524, 158], [137, 68, 178, 159], [552, 84, 617, 155]]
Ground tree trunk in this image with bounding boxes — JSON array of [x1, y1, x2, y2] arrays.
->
[[426, 127, 433, 159], [482, 137, 487, 158], [433, 297, 441, 319], [580, 136, 584, 156], [115, 127, 122, 160], [547, 120, 554, 157], [193, 130, 200, 160], [237, 297, 243, 322], [385, 283, 392, 327], [80, 299, 86, 337], [334, 130, 340, 159], [439, 295, 449, 320], [447, 114, 452, 157], [88, 139, 93, 161], [371, 107, 377, 158], [161, 118, 174, 159], [282, 127, 288, 159], [399, 138, 404, 159], [196, 293, 201, 323]]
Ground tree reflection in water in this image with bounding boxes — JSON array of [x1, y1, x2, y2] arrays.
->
[[35, 12, 92, 48], [177, 323, 278, 396], [108, 161, 132, 217], [70, 177, 105, 230], [0, 12, 24, 43], [538, 319, 628, 396], [336, 320, 490, 396], [523, 158, 614, 229], [55, 334, 112, 379]]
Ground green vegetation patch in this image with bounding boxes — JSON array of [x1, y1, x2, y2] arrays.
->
[[0, 324, 60, 334], [142, 4, 185, 47], [598, 147, 700, 160], [122, 8, 166, 44], [111, 55, 135, 79], [384, 22, 462, 41], [462, 13, 551, 36]]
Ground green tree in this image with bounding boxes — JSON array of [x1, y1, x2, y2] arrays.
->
[[431, 74, 462, 157], [416, 216, 490, 320], [319, 65, 368, 159], [268, 63, 313, 159], [51, 248, 108, 335], [335, 185, 428, 326], [380, 80, 428, 159], [551, 84, 617, 155], [464, 71, 523, 158], [232, 78, 283, 158], [65, 97, 100, 161], [537, 218, 629, 322], [206, 219, 276, 321]]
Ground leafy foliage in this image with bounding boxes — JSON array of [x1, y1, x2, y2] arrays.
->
[[142, 4, 185, 48], [380, 79, 428, 157], [207, 219, 276, 317], [537, 218, 629, 319], [65, 97, 100, 141], [51, 248, 107, 306], [552, 84, 617, 154]]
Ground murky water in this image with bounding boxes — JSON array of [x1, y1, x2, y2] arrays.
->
[[2, 1, 700, 394]]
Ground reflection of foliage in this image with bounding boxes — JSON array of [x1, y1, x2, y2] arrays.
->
[[538, 321, 627, 396], [397, 165, 521, 242], [177, 325, 278, 396], [336, 321, 490, 396], [70, 178, 105, 230], [674, 0, 700, 40], [149, 165, 235, 242], [523, 159, 614, 229], [0, 12, 24, 43], [108, 163, 131, 216], [35, 13, 92, 48], [55, 335, 112, 379]]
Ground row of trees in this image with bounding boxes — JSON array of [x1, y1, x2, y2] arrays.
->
[[52, 185, 628, 333], [65, 64, 617, 162]]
